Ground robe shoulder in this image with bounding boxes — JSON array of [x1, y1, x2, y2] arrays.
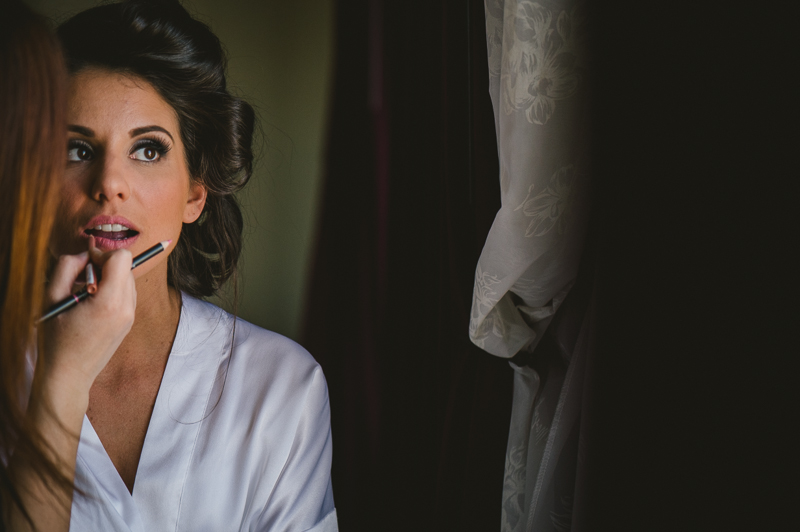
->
[[180, 294, 328, 415], [68, 295, 336, 532]]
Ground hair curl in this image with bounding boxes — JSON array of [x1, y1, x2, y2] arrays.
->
[[57, 0, 255, 298]]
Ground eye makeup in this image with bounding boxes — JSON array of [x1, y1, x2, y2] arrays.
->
[[66, 135, 173, 163], [67, 138, 94, 162], [130, 135, 172, 162]]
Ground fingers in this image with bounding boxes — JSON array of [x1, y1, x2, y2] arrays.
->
[[87, 236, 133, 279], [89, 248, 136, 324], [41, 247, 137, 390], [48, 246, 134, 310], [89, 249, 137, 343], [87, 235, 108, 268], [47, 252, 89, 303], [95, 249, 133, 289]]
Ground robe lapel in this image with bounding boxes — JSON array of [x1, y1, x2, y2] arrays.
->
[[131, 295, 230, 531], [72, 416, 146, 532]]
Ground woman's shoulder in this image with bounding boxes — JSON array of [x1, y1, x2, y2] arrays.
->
[[180, 294, 325, 389]]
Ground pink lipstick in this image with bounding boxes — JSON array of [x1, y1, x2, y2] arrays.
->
[[83, 215, 140, 250]]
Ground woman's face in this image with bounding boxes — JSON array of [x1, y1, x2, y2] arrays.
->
[[51, 68, 206, 280]]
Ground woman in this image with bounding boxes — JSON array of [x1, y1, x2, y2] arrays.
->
[[1, 3, 136, 531], [52, 1, 337, 530]]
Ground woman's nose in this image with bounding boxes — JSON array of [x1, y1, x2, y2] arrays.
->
[[90, 155, 130, 203]]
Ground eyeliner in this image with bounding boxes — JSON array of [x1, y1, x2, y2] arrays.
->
[[38, 239, 172, 323]]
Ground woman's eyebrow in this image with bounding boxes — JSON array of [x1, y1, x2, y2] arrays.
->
[[130, 125, 174, 142], [68, 125, 94, 137]]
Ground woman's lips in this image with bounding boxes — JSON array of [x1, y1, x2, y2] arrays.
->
[[84, 229, 140, 250], [77, 216, 141, 251]]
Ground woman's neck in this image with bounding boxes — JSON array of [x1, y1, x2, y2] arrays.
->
[[95, 267, 181, 383]]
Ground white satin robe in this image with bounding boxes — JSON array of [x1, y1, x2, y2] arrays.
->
[[69, 295, 337, 532]]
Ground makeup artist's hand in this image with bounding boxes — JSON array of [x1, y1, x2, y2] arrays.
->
[[41, 248, 136, 393], [18, 249, 135, 532]]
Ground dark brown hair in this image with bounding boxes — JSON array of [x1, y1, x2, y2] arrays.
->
[[0, 2, 71, 528], [57, 0, 255, 298]]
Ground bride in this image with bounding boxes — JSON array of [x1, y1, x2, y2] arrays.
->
[[50, 1, 337, 530]]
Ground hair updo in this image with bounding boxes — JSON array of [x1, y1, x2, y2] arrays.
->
[[57, 0, 255, 298]]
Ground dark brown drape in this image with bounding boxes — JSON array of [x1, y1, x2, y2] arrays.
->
[[300, 0, 511, 530], [301, 0, 797, 530]]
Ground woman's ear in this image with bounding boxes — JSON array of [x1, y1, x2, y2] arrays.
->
[[183, 181, 208, 223]]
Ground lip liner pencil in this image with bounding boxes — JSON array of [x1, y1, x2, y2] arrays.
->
[[38, 239, 172, 323]]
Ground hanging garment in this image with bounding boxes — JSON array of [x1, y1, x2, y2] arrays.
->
[[470, 1, 592, 530], [69, 295, 338, 532]]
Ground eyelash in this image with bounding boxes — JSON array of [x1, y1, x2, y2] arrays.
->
[[130, 136, 172, 162], [66, 136, 173, 163], [67, 139, 94, 162]]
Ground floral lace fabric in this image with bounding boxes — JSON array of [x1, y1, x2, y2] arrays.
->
[[469, 1, 591, 530]]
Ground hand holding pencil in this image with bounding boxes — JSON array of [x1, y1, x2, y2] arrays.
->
[[38, 242, 137, 390], [39, 238, 171, 323]]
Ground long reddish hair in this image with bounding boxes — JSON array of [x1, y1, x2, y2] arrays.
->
[[0, 2, 70, 527]]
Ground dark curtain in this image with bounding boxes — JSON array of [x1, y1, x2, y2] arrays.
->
[[585, 1, 798, 529], [300, 0, 512, 530], [302, 0, 797, 530]]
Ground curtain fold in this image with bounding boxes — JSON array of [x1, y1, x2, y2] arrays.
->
[[470, 1, 592, 530], [301, 1, 515, 529]]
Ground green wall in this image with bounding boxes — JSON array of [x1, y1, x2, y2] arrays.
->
[[30, 0, 333, 340]]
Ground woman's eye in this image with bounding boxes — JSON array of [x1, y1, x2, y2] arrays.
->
[[131, 146, 161, 162], [67, 145, 93, 162]]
